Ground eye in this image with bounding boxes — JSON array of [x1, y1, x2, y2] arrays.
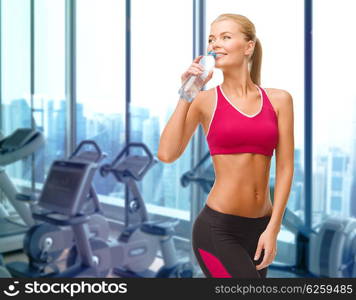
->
[[208, 36, 230, 43]]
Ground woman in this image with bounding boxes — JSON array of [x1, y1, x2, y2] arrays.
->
[[158, 13, 294, 278]]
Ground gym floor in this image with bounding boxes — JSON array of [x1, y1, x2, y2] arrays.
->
[[3, 250, 301, 278], [2, 249, 165, 278]]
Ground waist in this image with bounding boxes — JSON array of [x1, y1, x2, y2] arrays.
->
[[200, 203, 271, 227], [211, 180, 270, 197], [206, 186, 272, 218]]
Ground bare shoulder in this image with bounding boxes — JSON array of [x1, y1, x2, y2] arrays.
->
[[193, 87, 216, 132], [194, 87, 215, 104], [194, 87, 216, 113], [264, 88, 293, 117]]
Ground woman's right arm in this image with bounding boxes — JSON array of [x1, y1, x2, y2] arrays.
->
[[157, 55, 213, 163], [157, 94, 203, 163]]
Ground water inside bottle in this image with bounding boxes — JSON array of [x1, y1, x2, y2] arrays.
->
[[178, 53, 216, 101]]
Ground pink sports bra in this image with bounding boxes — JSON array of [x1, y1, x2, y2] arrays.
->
[[206, 84, 278, 157]]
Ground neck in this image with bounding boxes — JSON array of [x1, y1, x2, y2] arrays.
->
[[221, 65, 255, 98]]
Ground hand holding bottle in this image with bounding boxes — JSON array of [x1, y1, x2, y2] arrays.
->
[[180, 55, 213, 85], [178, 52, 216, 102]]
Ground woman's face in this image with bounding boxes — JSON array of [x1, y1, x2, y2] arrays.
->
[[207, 19, 254, 70]]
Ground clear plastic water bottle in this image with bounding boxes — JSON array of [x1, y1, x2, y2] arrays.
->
[[178, 51, 216, 102]]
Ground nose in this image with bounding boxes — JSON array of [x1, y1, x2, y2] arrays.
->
[[208, 40, 221, 52]]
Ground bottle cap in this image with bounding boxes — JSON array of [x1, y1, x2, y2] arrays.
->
[[207, 51, 217, 58]]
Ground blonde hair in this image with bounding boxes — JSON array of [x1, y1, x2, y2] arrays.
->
[[211, 14, 262, 86]]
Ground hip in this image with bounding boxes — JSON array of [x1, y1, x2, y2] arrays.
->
[[193, 203, 271, 238], [206, 189, 273, 218]]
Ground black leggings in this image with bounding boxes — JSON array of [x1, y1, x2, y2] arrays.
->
[[192, 204, 271, 278]]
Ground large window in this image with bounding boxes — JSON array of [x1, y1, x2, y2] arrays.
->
[[313, 0, 356, 223], [206, 0, 304, 268], [76, 0, 126, 198], [34, 0, 66, 182], [1, 0, 31, 184], [131, 0, 193, 216], [1, 0, 66, 185]]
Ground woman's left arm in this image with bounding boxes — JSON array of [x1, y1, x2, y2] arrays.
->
[[267, 89, 295, 233], [255, 89, 295, 270]]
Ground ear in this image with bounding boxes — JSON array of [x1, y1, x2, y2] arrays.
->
[[245, 40, 255, 57]]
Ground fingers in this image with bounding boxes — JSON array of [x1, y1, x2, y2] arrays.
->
[[254, 243, 263, 261], [182, 65, 205, 82], [255, 248, 275, 270], [189, 65, 204, 76], [182, 70, 201, 80], [193, 55, 203, 63], [190, 57, 204, 75], [207, 70, 214, 79], [181, 59, 213, 84], [203, 70, 214, 85]]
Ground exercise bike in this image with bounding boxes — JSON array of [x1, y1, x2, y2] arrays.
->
[[7, 141, 193, 277], [0, 128, 45, 253], [67, 142, 193, 277], [102, 142, 193, 277], [6, 140, 110, 277]]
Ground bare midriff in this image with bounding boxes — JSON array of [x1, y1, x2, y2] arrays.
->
[[206, 153, 273, 218]]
